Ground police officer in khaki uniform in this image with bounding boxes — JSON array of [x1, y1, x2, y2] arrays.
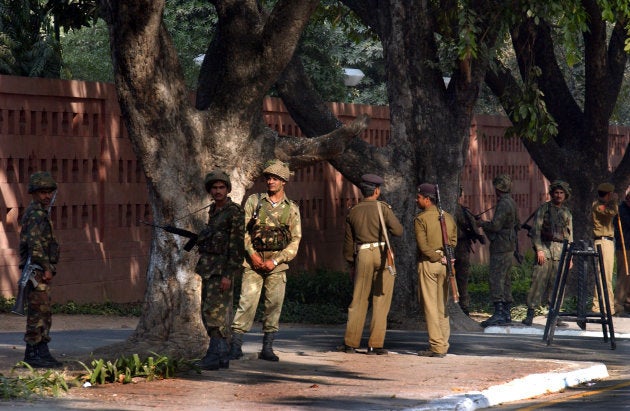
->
[[414, 183, 457, 357], [339, 174, 403, 355], [592, 182, 618, 315]]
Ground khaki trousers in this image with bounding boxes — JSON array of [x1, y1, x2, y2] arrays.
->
[[593, 239, 615, 314], [344, 246, 395, 348], [418, 260, 450, 354]]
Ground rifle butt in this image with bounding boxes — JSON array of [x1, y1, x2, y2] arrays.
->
[[11, 292, 26, 316]]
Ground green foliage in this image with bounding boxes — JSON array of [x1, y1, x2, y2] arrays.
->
[[0, 0, 62, 77], [78, 352, 182, 385], [0, 364, 68, 399], [60, 18, 113, 81], [0, 297, 142, 316]]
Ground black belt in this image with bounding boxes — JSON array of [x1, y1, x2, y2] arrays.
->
[[594, 236, 614, 241]]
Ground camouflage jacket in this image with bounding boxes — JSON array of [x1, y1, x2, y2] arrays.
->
[[194, 198, 245, 280], [19, 200, 58, 273], [531, 201, 573, 255], [480, 193, 520, 253], [244, 192, 301, 272]]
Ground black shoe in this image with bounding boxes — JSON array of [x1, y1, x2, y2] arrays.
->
[[366, 347, 388, 355], [336, 344, 356, 354], [417, 349, 446, 358]]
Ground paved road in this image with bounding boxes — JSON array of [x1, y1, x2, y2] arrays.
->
[[0, 316, 628, 410]]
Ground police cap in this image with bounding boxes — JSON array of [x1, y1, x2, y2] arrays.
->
[[417, 183, 436, 196], [361, 174, 384, 188]]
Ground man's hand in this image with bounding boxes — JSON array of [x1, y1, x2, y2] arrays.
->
[[536, 250, 546, 265], [250, 252, 265, 270], [261, 259, 276, 272], [219, 277, 231, 292], [42, 270, 53, 283]]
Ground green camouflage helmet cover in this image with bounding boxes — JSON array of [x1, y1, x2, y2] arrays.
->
[[28, 171, 57, 193], [263, 159, 292, 181], [492, 174, 512, 193], [204, 169, 231, 192], [549, 180, 571, 200]]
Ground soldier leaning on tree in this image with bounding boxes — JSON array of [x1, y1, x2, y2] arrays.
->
[[229, 159, 302, 362], [193, 170, 245, 371]]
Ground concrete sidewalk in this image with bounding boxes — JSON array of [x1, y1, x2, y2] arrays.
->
[[0, 314, 627, 410]]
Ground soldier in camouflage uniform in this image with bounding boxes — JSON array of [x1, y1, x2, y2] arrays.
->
[[478, 174, 520, 327], [522, 180, 573, 326], [454, 186, 485, 316], [19, 171, 62, 368], [229, 159, 301, 362], [194, 169, 245, 371]]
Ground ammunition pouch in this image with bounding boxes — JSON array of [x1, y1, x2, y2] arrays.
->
[[48, 241, 60, 264], [251, 225, 292, 252], [197, 228, 228, 255]]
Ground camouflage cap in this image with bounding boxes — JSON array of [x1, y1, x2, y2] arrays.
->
[[549, 180, 571, 200], [492, 174, 512, 193], [263, 159, 291, 181], [597, 182, 615, 194], [204, 169, 231, 192], [28, 171, 57, 194]]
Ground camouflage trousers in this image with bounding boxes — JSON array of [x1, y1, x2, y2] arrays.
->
[[25, 283, 52, 345], [201, 274, 234, 338], [454, 245, 471, 310], [488, 251, 514, 303], [526, 256, 560, 309], [231, 268, 286, 334]]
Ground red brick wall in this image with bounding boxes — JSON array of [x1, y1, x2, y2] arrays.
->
[[1, 75, 629, 303]]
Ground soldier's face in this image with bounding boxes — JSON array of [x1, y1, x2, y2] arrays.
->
[[551, 189, 565, 205], [265, 175, 286, 194], [210, 182, 228, 204], [32, 189, 55, 206]]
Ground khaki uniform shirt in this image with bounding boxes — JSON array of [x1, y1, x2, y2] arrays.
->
[[592, 198, 618, 238], [414, 204, 457, 263], [343, 199, 403, 262]]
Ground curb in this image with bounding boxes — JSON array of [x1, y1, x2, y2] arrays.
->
[[405, 362, 608, 411]]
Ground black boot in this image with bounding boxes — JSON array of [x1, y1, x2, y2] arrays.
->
[[218, 338, 230, 369], [480, 302, 509, 328], [37, 342, 62, 367], [24, 343, 59, 368], [504, 303, 512, 323], [195, 338, 221, 370], [522, 308, 535, 326], [259, 332, 279, 362], [229, 332, 244, 360]]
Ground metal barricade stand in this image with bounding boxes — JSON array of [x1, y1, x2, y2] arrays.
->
[[543, 239, 616, 349]]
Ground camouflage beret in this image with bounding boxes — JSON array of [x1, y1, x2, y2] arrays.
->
[[263, 159, 292, 181], [549, 180, 571, 200], [492, 174, 512, 193], [597, 182, 615, 193], [204, 169, 231, 192], [28, 171, 57, 194], [361, 174, 384, 187], [417, 183, 436, 196]]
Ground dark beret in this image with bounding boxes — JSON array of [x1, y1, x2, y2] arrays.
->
[[417, 183, 436, 196], [361, 174, 384, 187]]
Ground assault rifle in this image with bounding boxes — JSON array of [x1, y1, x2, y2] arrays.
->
[[11, 255, 42, 315], [12, 191, 57, 315], [435, 185, 459, 303], [140, 221, 198, 251]]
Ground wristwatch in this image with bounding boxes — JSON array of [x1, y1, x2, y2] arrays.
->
[[272, 259, 278, 266]]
